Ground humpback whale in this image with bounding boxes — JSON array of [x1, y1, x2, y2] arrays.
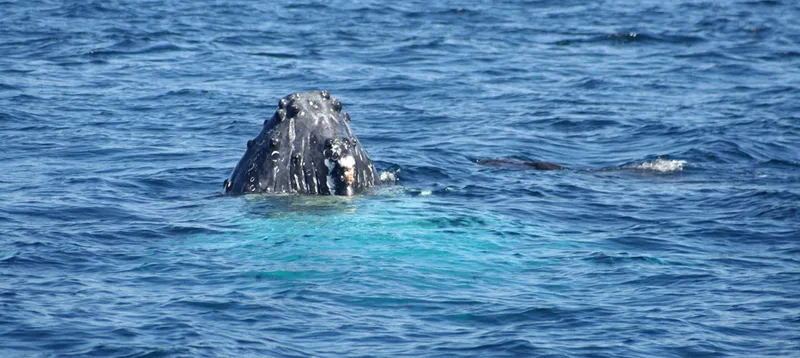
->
[[224, 91, 378, 196]]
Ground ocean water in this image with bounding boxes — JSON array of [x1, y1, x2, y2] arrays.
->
[[1, 0, 799, 356]]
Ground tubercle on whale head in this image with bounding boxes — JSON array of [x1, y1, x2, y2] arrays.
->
[[264, 91, 346, 127]]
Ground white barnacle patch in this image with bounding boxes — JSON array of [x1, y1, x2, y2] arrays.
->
[[369, 166, 375, 184], [271, 151, 280, 161], [288, 117, 296, 142], [328, 155, 356, 195], [324, 158, 335, 194], [338, 155, 355, 169]]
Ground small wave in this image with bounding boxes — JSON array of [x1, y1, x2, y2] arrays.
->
[[550, 118, 620, 130], [583, 252, 667, 265], [554, 32, 705, 46], [135, 88, 213, 101], [775, 51, 800, 58], [9, 93, 41, 100], [569, 77, 618, 90], [763, 159, 800, 168], [673, 50, 745, 62], [739, 0, 782, 6], [0, 83, 20, 91], [85, 43, 185, 57], [626, 158, 688, 173], [250, 52, 300, 59]]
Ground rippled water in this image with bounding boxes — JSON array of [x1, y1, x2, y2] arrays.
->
[[2, 0, 799, 356]]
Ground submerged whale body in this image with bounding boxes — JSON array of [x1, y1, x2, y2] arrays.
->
[[224, 91, 378, 196], [475, 158, 565, 170]]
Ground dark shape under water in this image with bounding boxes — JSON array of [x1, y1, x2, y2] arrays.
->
[[224, 91, 378, 196], [475, 158, 566, 170]]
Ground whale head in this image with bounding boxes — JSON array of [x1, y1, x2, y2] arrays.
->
[[224, 91, 378, 196]]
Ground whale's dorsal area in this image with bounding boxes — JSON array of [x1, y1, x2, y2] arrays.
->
[[225, 91, 378, 196], [475, 158, 566, 170]]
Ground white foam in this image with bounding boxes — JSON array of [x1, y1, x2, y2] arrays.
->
[[629, 158, 687, 173], [379, 170, 397, 183]]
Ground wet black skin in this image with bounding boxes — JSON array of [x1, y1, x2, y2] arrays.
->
[[224, 91, 378, 195], [475, 158, 566, 170]]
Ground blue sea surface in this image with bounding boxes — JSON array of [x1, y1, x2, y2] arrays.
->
[[1, 0, 799, 356]]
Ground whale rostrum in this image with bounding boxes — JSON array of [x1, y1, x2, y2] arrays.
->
[[225, 91, 378, 196]]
